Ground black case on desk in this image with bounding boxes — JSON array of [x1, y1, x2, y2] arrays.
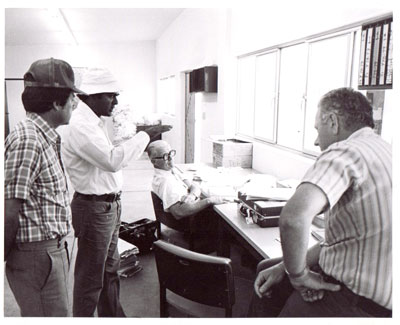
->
[[238, 192, 285, 227]]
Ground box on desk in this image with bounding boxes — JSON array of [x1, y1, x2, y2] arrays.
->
[[212, 139, 253, 168], [238, 192, 283, 228]]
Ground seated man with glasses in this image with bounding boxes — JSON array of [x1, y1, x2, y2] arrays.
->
[[147, 140, 228, 249]]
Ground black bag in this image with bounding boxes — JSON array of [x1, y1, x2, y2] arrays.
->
[[119, 218, 158, 254]]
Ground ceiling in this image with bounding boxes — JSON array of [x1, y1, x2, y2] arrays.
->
[[5, 8, 185, 46]]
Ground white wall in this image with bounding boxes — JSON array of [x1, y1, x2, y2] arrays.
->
[[5, 42, 157, 131], [156, 8, 232, 164]]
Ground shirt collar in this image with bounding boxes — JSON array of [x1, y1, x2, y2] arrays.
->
[[27, 112, 60, 144], [346, 127, 374, 141], [154, 168, 173, 177], [75, 101, 108, 127]]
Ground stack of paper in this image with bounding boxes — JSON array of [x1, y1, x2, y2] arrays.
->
[[118, 239, 142, 278]]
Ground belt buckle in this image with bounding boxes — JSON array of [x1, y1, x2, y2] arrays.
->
[[57, 235, 62, 248], [107, 192, 120, 202]]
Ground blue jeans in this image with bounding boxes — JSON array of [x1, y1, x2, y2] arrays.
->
[[6, 238, 70, 316], [71, 195, 125, 317]]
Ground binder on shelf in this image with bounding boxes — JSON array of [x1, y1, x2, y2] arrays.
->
[[379, 23, 390, 85], [386, 23, 393, 85], [358, 29, 367, 86], [364, 26, 374, 86], [371, 25, 382, 86]]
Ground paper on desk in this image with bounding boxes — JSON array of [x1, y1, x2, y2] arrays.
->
[[277, 179, 301, 189], [202, 185, 237, 198], [202, 171, 250, 189]]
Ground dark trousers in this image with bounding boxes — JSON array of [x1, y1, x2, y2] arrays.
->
[[190, 206, 219, 238], [6, 238, 70, 316], [185, 206, 219, 252], [248, 265, 391, 318], [71, 196, 125, 317]]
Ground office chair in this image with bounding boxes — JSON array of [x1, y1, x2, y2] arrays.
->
[[153, 240, 236, 317], [151, 191, 195, 250], [151, 191, 218, 253]]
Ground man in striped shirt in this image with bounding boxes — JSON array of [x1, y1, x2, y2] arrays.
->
[[4, 58, 84, 316], [253, 87, 392, 317]]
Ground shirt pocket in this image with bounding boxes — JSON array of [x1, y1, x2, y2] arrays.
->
[[37, 144, 68, 194]]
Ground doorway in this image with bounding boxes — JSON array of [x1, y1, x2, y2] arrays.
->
[[185, 72, 195, 163]]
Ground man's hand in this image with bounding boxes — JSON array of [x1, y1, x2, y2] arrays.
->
[[289, 268, 341, 302], [254, 262, 286, 298], [144, 125, 173, 139]]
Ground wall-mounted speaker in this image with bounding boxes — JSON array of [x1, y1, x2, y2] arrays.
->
[[189, 66, 218, 93]]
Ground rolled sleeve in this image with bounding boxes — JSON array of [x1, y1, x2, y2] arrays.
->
[[5, 139, 41, 200], [301, 146, 364, 208], [120, 131, 150, 163]]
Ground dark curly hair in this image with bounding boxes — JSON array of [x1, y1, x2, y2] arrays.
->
[[319, 87, 374, 130]]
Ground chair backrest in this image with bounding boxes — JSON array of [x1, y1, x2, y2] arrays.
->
[[151, 191, 190, 233], [153, 240, 235, 317]]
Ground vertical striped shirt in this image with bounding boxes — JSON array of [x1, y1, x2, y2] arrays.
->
[[301, 127, 392, 309], [4, 113, 72, 242]]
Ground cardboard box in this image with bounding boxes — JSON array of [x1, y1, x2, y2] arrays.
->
[[212, 139, 253, 168]]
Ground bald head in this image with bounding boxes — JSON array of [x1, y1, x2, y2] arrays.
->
[[147, 140, 171, 160]]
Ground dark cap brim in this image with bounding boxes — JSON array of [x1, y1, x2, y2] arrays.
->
[[71, 86, 87, 95]]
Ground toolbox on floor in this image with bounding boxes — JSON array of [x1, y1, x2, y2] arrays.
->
[[119, 218, 158, 254]]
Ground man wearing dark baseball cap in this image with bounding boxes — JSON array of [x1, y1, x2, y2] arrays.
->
[[61, 67, 172, 317], [4, 58, 83, 316]]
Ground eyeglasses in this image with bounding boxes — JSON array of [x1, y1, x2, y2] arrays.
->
[[153, 149, 176, 161]]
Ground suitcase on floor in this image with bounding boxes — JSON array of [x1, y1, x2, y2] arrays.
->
[[119, 218, 158, 254]]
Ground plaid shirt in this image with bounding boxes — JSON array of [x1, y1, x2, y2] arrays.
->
[[5, 112, 71, 243]]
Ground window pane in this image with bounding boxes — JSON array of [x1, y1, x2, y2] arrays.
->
[[304, 33, 351, 154], [254, 51, 277, 142], [237, 56, 255, 136], [277, 43, 308, 150]]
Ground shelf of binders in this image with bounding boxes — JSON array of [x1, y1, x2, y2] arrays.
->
[[358, 16, 393, 90]]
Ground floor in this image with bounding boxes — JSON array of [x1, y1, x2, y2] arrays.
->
[[3, 154, 257, 317]]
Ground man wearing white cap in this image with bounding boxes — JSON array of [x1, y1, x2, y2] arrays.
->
[[62, 67, 172, 317]]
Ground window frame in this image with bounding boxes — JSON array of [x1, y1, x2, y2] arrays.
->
[[235, 26, 362, 157]]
